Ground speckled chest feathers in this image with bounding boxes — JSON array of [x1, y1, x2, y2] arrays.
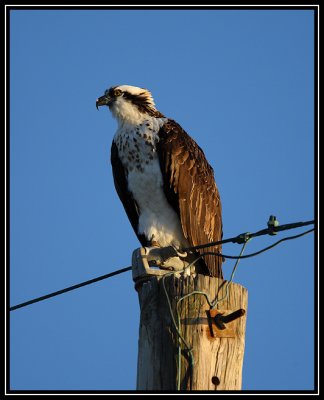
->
[[114, 118, 165, 174], [113, 117, 187, 248]]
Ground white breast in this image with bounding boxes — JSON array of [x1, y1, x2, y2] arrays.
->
[[114, 118, 188, 248], [128, 158, 187, 248]]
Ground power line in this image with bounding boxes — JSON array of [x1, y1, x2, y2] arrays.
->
[[198, 228, 314, 260], [182, 218, 314, 252], [9, 266, 132, 312], [9, 218, 315, 312]]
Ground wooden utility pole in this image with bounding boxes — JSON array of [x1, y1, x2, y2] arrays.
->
[[132, 247, 248, 391]]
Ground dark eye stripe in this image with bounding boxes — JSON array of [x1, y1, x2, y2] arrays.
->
[[122, 91, 164, 118], [108, 86, 117, 97]]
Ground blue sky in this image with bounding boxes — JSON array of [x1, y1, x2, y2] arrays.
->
[[9, 8, 316, 392]]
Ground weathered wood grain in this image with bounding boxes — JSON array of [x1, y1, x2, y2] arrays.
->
[[136, 274, 248, 391]]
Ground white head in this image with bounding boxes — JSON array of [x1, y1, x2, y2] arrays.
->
[[96, 85, 164, 124]]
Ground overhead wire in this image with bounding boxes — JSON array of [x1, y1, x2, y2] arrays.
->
[[9, 266, 132, 311], [182, 219, 314, 252], [193, 228, 314, 261], [9, 219, 315, 312]]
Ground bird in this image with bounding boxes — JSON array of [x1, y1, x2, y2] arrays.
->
[[96, 85, 223, 277]]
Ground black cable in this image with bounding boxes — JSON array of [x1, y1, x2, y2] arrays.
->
[[225, 228, 314, 259], [9, 266, 132, 312], [9, 219, 315, 312], [182, 219, 315, 252], [194, 228, 314, 260]]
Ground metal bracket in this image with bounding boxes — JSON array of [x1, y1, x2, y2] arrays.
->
[[132, 247, 189, 290], [206, 309, 246, 339], [268, 215, 280, 235], [132, 247, 172, 281]]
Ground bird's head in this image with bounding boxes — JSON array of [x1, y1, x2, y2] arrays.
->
[[96, 85, 163, 124]]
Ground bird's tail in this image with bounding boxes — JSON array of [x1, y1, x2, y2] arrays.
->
[[194, 244, 223, 278]]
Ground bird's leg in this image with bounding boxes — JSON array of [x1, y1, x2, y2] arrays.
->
[[143, 236, 194, 276], [148, 234, 161, 248], [145, 245, 178, 266]]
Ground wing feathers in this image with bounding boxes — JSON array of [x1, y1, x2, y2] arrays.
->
[[157, 119, 223, 278], [110, 141, 146, 247]]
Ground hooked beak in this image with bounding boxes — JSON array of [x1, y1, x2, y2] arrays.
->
[[96, 94, 112, 110]]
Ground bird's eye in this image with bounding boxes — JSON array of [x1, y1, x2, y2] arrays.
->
[[114, 89, 122, 97]]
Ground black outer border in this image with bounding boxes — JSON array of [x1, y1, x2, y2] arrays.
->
[[5, 4, 319, 395]]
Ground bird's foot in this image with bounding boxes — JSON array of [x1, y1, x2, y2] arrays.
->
[[145, 245, 195, 277]]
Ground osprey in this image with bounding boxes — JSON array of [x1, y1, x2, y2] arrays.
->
[[96, 85, 223, 277]]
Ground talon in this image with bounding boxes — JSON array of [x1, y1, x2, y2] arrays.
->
[[176, 249, 187, 258]]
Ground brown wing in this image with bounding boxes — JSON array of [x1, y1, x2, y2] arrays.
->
[[110, 141, 147, 247], [157, 119, 223, 278]]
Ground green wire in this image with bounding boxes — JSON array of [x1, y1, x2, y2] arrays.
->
[[211, 239, 250, 309], [163, 240, 250, 391]]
